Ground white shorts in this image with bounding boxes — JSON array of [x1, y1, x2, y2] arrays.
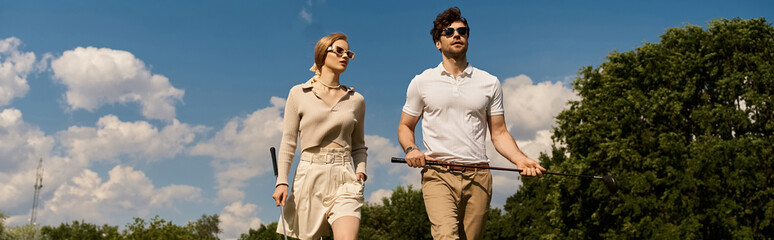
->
[[276, 148, 365, 239]]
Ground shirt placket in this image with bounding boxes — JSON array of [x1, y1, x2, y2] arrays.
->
[[444, 72, 461, 97], [452, 73, 465, 96]]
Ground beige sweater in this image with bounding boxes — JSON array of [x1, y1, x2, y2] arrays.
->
[[276, 80, 367, 186]]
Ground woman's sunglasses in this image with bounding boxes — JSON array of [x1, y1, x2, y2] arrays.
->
[[442, 27, 469, 37], [327, 45, 355, 59]]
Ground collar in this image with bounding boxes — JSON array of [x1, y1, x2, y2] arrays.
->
[[301, 78, 355, 92], [437, 62, 473, 78]]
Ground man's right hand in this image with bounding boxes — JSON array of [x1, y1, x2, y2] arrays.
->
[[405, 149, 427, 168], [272, 184, 288, 206]]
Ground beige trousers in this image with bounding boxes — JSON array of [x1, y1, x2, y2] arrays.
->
[[422, 165, 492, 240], [277, 148, 365, 240]]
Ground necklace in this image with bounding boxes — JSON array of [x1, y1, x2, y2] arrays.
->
[[318, 80, 341, 89]]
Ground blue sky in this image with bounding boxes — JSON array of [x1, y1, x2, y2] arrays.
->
[[1, 0, 772, 238]]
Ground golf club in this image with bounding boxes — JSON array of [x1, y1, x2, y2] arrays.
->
[[391, 157, 618, 193], [271, 147, 288, 240]]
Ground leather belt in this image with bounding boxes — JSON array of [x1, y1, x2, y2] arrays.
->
[[300, 149, 350, 164], [437, 161, 489, 172]]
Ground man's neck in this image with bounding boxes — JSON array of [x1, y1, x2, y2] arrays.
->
[[441, 55, 468, 78]]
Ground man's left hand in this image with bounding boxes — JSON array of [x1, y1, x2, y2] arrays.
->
[[515, 158, 545, 176]]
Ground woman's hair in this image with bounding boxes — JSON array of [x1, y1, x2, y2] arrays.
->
[[314, 33, 348, 73], [430, 7, 468, 43]]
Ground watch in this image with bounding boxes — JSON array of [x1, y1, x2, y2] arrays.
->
[[404, 146, 417, 154]]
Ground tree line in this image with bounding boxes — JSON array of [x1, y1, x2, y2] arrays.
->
[[2, 17, 772, 239], [0, 213, 221, 240]]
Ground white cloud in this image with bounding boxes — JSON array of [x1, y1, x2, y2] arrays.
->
[[299, 8, 312, 24], [58, 115, 206, 163], [0, 37, 36, 107], [0, 108, 207, 227], [34, 52, 54, 73], [0, 109, 53, 169], [367, 188, 393, 205], [0, 108, 57, 211], [190, 97, 284, 203], [399, 168, 423, 189], [363, 134, 423, 188], [365, 135, 402, 169], [515, 129, 554, 160], [50, 47, 184, 121], [365, 135, 404, 181], [190, 97, 285, 162], [151, 184, 202, 207], [219, 201, 262, 240], [500, 74, 579, 141], [488, 74, 577, 166], [190, 97, 286, 238], [299, 0, 322, 24], [0, 38, 211, 228], [212, 161, 252, 203], [7, 165, 201, 226], [0, 107, 22, 126]]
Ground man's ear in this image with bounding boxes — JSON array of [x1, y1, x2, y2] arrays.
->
[[435, 41, 441, 51]]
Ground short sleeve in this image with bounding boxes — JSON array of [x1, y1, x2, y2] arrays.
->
[[402, 76, 423, 116], [488, 79, 505, 116]]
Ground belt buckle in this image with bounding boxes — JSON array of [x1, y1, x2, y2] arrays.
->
[[447, 165, 466, 172], [325, 152, 343, 164]]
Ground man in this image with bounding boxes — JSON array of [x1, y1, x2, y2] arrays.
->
[[398, 7, 545, 240]]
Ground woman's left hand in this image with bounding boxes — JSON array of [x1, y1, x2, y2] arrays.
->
[[356, 172, 367, 182]]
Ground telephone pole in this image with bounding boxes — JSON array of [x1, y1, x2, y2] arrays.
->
[[30, 158, 43, 225]]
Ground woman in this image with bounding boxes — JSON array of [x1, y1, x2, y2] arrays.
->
[[272, 33, 367, 240]]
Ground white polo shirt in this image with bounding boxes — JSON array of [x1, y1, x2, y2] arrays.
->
[[403, 63, 504, 164]]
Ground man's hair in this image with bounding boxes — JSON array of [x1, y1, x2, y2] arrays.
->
[[430, 7, 468, 43], [314, 33, 348, 72]]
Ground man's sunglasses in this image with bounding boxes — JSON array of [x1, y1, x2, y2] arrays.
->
[[442, 27, 469, 37], [327, 45, 355, 59]]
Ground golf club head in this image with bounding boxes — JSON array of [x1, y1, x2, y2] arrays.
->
[[602, 175, 618, 193]]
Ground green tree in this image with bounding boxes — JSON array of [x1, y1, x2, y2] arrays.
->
[[4, 224, 42, 240], [358, 201, 390, 240], [187, 214, 221, 240], [358, 185, 431, 240], [40, 220, 121, 240], [239, 222, 283, 240], [379, 185, 432, 240], [0, 211, 6, 239], [119, 214, 220, 240], [481, 208, 509, 240], [40, 221, 122, 239], [123, 215, 198, 240], [508, 18, 774, 239]]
